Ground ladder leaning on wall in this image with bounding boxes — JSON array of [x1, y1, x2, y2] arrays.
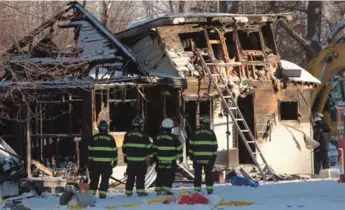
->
[[195, 48, 277, 182]]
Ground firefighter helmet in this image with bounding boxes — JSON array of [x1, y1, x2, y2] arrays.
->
[[200, 115, 211, 125], [132, 116, 144, 129], [315, 112, 323, 118], [161, 118, 174, 129], [314, 116, 322, 123], [98, 120, 109, 133]]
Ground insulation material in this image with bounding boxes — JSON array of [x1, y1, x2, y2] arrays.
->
[[167, 50, 199, 77]]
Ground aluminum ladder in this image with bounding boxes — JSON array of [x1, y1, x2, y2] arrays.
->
[[196, 48, 277, 182]]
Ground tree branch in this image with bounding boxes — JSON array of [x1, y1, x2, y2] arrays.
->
[[278, 20, 317, 58], [268, 1, 318, 59]]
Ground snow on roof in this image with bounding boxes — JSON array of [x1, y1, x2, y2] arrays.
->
[[280, 60, 321, 85], [118, 13, 292, 40], [128, 18, 153, 29], [127, 13, 291, 29]]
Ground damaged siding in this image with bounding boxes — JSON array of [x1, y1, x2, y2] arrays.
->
[[255, 83, 313, 174], [257, 123, 313, 174]]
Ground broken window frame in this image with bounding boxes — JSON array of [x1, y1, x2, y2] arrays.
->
[[236, 28, 263, 52], [178, 30, 208, 52], [278, 100, 299, 121], [260, 22, 278, 55]]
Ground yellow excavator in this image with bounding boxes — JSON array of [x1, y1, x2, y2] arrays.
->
[[306, 42, 345, 135]]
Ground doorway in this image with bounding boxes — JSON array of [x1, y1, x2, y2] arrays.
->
[[237, 94, 255, 164]]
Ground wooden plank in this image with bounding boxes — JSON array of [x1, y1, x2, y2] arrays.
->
[[32, 160, 55, 177], [74, 137, 81, 169], [81, 89, 94, 167], [209, 40, 221, 44], [30, 134, 82, 138]]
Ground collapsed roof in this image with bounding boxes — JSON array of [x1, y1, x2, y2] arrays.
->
[[0, 1, 161, 87]]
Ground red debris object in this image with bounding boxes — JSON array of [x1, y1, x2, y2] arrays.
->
[[189, 192, 209, 205], [78, 179, 89, 193], [178, 195, 191, 205], [338, 174, 345, 183]]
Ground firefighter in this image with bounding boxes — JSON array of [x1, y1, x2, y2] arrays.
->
[[189, 115, 218, 194], [122, 116, 153, 197], [313, 113, 331, 174], [88, 120, 118, 199], [153, 118, 183, 195]]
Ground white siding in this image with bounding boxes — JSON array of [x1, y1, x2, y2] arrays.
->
[[213, 117, 234, 150], [257, 122, 313, 175]]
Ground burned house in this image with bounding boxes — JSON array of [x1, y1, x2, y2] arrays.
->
[[0, 1, 190, 186], [115, 14, 321, 175]]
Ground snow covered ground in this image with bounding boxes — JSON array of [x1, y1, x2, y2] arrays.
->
[[17, 180, 345, 210]]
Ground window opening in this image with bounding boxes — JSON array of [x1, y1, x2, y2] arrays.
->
[[279, 101, 298, 120], [238, 31, 262, 50], [261, 24, 277, 54], [179, 31, 207, 51], [224, 31, 237, 59], [207, 29, 224, 60]]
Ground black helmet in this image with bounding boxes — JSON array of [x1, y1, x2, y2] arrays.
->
[[98, 120, 109, 133], [132, 116, 144, 129], [200, 115, 211, 127]]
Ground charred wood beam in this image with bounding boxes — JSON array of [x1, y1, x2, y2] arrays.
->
[[108, 99, 137, 103], [30, 134, 82, 138], [74, 137, 81, 169], [6, 55, 120, 66], [32, 160, 55, 177], [37, 99, 82, 104], [4, 5, 73, 55], [81, 89, 94, 167]]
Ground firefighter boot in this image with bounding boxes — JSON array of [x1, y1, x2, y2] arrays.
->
[[137, 192, 148, 197], [163, 191, 173, 195], [125, 191, 133, 197]]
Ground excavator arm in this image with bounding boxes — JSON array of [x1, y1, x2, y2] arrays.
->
[[307, 43, 345, 113], [306, 43, 345, 134]]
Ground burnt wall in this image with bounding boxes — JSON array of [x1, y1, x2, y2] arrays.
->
[[254, 81, 312, 140]]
